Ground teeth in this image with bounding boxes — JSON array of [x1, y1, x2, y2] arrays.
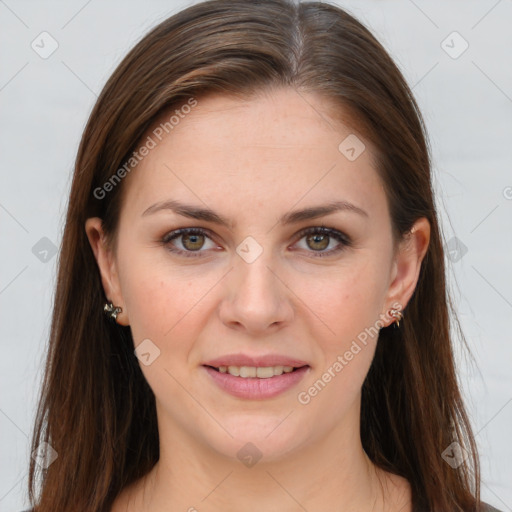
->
[[217, 365, 297, 378]]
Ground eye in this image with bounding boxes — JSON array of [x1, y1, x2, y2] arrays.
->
[[161, 226, 351, 258], [293, 226, 351, 258], [161, 227, 218, 257]]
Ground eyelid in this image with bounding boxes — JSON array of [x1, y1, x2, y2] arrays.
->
[[293, 225, 351, 245], [161, 225, 352, 258]]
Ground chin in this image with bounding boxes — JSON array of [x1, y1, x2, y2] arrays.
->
[[202, 413, 309, 465]]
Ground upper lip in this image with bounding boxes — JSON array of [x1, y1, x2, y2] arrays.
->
[[203, 354, 310, 368]]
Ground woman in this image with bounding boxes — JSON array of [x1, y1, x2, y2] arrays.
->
[[26, 0, 502, 510]]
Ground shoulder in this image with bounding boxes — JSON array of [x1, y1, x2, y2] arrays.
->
[[481, 503, 504, 512], [18, 502, 504, 512]]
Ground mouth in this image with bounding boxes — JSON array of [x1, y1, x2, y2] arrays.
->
[[203, 364, 308, 379], [201, 363, 311, 400]]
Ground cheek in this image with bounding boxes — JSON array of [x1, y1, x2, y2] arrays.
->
[[117, 263, 208, 403], [294, 257, 388, 347], [122, 277, 202, 346], [117, 252, 224, 361], [294, 264, 385, 428], [120, 273, 169, 343]]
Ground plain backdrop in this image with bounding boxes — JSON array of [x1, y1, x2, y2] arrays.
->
[[1, 0, 511, 510]]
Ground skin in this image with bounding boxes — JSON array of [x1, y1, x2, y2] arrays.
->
[[86, 87, 430, 512]]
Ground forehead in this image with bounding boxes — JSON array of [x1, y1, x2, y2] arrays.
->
[[119, 88, 386, 226]]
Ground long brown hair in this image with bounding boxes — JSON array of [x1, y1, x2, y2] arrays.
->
[[28, 1, 482, 510]]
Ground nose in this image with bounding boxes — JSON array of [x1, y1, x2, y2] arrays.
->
[[218, 250, 294, 335]]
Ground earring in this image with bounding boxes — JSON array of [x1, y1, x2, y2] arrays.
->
[[389, 308, 403, 328], [104, 301, 122, 322]]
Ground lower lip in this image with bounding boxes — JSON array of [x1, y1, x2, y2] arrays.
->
[[203, 365, 310, 400]]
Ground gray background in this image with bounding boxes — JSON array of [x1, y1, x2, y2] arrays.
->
[[1, 0, 511, 510]]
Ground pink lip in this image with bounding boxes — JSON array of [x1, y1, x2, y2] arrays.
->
[[203, 354, 309, 368], [203, 365, 310, 400]]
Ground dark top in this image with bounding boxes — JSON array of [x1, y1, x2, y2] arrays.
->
[[483, 504, 504, 512], [18, 503, 505, 511]]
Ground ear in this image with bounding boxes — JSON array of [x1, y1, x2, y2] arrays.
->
[[382, 217, 430, 326], [85, 217, 129, 326]]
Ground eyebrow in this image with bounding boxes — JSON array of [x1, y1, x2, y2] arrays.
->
[[141, 199, 368, 228]]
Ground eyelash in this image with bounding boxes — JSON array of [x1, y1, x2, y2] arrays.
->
[[160, 226, 352, 259]]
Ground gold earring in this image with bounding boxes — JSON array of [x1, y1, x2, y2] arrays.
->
[[389, 308, 403, 328]]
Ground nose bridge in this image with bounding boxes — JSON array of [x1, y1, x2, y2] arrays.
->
[[220, 234, 293, 331], [234, 237, 282, 305]]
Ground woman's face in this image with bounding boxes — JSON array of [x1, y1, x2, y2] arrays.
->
[[87, 87, 428, 463]]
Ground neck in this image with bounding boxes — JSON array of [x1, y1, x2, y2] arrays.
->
[[122, 403, 408, 511]]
